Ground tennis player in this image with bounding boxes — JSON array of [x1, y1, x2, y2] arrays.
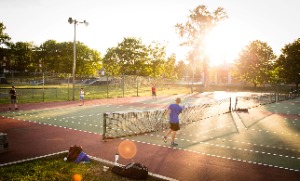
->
[[80, 88, 85, 106], [151, 85, 156, 99], [163, 97, 183, 146], [9, 86, 18, 110]]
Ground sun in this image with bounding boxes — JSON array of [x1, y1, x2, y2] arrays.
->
[[170, 19, 249, 66], [205, 20, 245, 66]]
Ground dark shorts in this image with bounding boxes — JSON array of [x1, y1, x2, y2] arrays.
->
[[170, 123, 180, 131], [152, 92, 156, 96], [11, 98, 17, 104]]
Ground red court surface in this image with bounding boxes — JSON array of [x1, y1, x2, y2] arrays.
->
[[1, 97, 300, 181]]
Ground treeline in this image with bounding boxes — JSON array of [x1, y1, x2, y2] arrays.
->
[[1, 4, 300, 89]]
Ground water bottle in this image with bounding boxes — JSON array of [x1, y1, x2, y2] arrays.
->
[[114, 153, 119, 166]]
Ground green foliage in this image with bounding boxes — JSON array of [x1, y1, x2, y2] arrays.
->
[[163, 54, 176, 79], [1, 37, 102, 77], [234, 40, 276, 87], [102, 37, 172, 78], [147, 41, 167, 77], [175, 60, 188, 78], [276, 38, 300, 89], [0, 22, 11, 46], [75, 42, 102, 78], [108, 37, 149, 76]]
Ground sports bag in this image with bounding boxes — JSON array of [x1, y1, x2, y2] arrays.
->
[[66, 145, 83, 162], [112, 162, 148, 180]]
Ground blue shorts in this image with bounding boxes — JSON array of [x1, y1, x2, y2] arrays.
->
[[80, 95, 84, 100]]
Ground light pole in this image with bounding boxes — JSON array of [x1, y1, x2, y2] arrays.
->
[[68, 17, 88, 101]]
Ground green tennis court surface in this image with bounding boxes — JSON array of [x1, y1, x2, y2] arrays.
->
[[1, 92, 300, 171]]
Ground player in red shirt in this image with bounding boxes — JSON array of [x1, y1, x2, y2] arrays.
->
[[151, 85, 156, 99]]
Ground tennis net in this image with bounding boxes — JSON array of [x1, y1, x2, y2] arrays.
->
[[235, 92, 299, 110], [103, 98, 231, 140]]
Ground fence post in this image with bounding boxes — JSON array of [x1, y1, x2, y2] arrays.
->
[[136, 76, 139, 97], [32, 89, 35, 99], [122, 75, 125, 97], [103, 113, 107, 141], [106, 74, 109, 98], [229, 97, 232, 112], [42, 73, 45, 102], [68, 74, 70, 101]]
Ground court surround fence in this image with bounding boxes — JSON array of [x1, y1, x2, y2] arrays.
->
[[0, 75, 184, 104]]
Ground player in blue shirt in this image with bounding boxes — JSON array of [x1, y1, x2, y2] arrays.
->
[[163, 97, 183, 146]]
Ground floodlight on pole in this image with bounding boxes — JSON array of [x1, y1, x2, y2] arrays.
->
[[68, 17, 88, 101]]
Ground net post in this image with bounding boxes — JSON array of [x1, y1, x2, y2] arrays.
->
[[162, 109, 167, 130], [229, 97, 232, 112], [103, 113, 107, 141]]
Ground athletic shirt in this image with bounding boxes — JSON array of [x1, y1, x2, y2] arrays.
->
[[9, 89, 16, 99], [80, 90, 84, 96], [168, 103, 183, 123], [151, 87, 156, 93]]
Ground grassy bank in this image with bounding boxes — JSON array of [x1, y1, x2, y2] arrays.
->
[[0, 153, 166, 181]]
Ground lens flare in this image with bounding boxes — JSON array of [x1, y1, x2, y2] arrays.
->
[[118, 140, 137, 159], [73, 174, 82, 181]]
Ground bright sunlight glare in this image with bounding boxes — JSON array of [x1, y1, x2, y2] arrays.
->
[[205, 19, 251, 66]]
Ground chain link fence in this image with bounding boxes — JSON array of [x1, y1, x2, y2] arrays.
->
[[0, 75, 186, 104]]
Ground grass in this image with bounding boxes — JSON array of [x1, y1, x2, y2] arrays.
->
[[0, 84, 193, 104], [0, 153, 166, 181]]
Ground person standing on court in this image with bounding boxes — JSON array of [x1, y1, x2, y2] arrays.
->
[[9, 86, 18, 110], [80, 88, 85, 106], [151, 84, 156, 99], [163, 97, 183, 146]]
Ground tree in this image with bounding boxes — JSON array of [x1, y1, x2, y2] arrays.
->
[[147, 41, 167, 77], [175, 60, 188, 79], [276, 38, 300, 90], [0, 22, 12, 74], [102, 47, 122, 76], [102, 37, 149, 76], [7, 41, 36, 73], [118, 37, 148, 76], [163, 53, 176, 79], [39, 40, 101, 76], [234, 40, 276, 87], [0, 22, 11, 46], [75, 42, 101, 78], [39, 40, 60, 73], [175, 5, 227, 87]]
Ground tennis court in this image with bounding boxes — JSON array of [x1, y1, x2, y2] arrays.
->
[[1, 92, 300, 173]]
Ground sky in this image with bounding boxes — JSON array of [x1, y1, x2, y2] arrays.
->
[[1, 0, 300, 66]]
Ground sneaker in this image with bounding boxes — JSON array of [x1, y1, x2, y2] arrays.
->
[[171, 142, 178, 146], [163, 136, 167, 143]]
